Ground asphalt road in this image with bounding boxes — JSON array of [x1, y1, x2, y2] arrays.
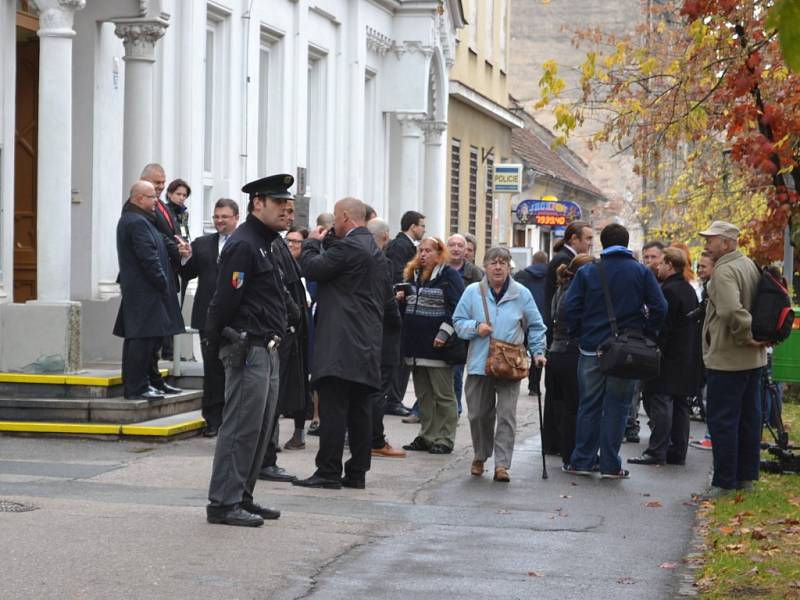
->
[[0, 388, 711, 600]]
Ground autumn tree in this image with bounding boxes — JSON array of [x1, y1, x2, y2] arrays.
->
[[538, 0, 800, 263]]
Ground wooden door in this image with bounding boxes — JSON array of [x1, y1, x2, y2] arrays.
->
[[14, 37, 39, 302]]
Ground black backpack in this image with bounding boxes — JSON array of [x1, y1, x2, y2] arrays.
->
[[751, 267, 795, 344]]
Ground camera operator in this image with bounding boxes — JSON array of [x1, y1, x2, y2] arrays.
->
[[204, 174, 293, 527]]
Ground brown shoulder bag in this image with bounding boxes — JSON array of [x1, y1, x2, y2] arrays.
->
[[480, 282, 529, 381]]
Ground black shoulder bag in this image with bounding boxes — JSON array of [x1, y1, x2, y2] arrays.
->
[[595, 260, 661, 380]]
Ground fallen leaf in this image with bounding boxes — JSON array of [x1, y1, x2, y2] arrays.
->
[[733, 494, 746, 504], [749, 555, 766, 563], [617, 576, 635, 585], [765, 568, 780, 576], [751, 528, 768, 540], [659, 562, 677, 569], [718, 526, 736, 535], [789, 580, 800, 589], [527, 571, 543, 577], [570, 481, 579, 486], [724, 543, 745, 553], [746, 566, 759, 575], [788, 497, 800, 506], [642, 492, 651, 497], [645, 501, 663, 508]]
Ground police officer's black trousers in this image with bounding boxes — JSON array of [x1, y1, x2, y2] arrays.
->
[[208, 345, 279, 507], [122, 337, 161, 398], [314, 376, 372, 482]]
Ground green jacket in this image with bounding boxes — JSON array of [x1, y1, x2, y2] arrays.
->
[[702, 250, 767, 371]]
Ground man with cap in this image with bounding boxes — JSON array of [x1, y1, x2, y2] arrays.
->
[[699, 220, 767, 497], [204, 173, 292, 527]]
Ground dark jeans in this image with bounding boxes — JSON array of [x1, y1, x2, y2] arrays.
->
[[314, 376, 373, 482], [642, 393, 690, 462], [570, 354, 636, 474], [199, 332, 225, 429], [122, 337, 161, 397], [706, 368, 763, 489], [548, 350, 579, 467], [368, 364, 394, 449], [453, 364, 464, 414]]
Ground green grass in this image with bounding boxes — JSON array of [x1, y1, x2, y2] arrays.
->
[[695, 401, 800, 599]]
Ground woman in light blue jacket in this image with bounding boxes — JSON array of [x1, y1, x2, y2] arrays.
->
[[453, 247, 547, 482]]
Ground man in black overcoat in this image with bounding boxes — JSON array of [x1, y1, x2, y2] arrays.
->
[[258, 198, 311, 483], [629, 248, 702, 466], [292, 198, 385, 489], [114, 181, 185, 399], [542, 220, 593, 454], [180, 198, 240, 435], [384, 210, 426, 417]]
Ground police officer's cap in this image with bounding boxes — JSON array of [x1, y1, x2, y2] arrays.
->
[[241, 174, 294, 200]]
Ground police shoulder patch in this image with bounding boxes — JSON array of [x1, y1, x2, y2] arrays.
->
[[231, 271, 246, 289]]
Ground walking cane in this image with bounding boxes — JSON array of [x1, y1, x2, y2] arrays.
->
[[536, 390, 548, 479]]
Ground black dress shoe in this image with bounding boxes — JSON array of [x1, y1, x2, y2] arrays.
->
[[202, 426, 219, 438], [627, 454, 665, 465], [341, 478, 365, 489], [126, 389, 165, 400], [402, 436, 431, 451], [206, 505, 263, 527], [258, 465, 296, 482], [428, 443, 453, 455], [155, 382, 183, 395], [666, 456, 686, 466], [291, 474, 342, 489], [385, 402, 412, 417], [240, 501, 280, 520]]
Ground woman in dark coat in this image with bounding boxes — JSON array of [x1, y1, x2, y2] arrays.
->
[[547, 254, 594, 469], [630, 247, 702, 466]]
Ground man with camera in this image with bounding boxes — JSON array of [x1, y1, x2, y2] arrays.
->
[[562, 224, 666, 480], [204, 174, 292, 527], [699, 221, 767, 496]]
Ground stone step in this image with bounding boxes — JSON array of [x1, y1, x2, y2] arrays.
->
[[0, 409, 205, 440], [0, 389, 202, 424], [0, 369, 173, 399]]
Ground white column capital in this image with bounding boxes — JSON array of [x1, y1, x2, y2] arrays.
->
[[30, 0, 85, 38], [421, 120, 447, 144], [396, 112, 426, 137], [113, 18, 169, 63]]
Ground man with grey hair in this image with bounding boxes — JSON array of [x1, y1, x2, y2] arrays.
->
[[316, 212, 335, 231], [293, 197, 388, 488], [448, 234, 484, 286], [366, 217, 407, 456], [699, 220, 767, 496]]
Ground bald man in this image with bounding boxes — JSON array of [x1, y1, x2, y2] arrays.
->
[[293, 198, 389, 488], [113, 181, 185, 399]]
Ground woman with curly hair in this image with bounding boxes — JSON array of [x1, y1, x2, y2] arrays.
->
[[399, 237, 465, 454]]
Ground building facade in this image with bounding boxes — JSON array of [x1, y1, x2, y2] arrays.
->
[[446, 0, 521, 260], [0, 0, 464, 371]]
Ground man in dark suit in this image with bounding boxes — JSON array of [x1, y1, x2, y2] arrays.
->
[[293, 198, 386, 489], [140, 163, 191, 374], [384, 210, 425, 419], [180, 198, 240, 436], [114, 181, 185, 399], [542, 220, 593, 454]]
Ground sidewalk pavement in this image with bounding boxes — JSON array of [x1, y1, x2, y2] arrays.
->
[[0, 384, 711, 599]]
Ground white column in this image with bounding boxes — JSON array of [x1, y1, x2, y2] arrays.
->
[[113, 18, 168, 193], [31, 0, 85, 302], [396, 112, 426, 218], [422, 120, 448, 239]]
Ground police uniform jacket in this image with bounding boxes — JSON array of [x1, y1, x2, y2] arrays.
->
[[300, 226, 385, 389], [113, 202, 185, 339], [204, 213, 287, 344]]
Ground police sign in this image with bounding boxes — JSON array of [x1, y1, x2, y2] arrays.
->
[[493, 164, 523, 193]]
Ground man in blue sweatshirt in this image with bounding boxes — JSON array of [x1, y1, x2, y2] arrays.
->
[[562, 223, 667, 479]]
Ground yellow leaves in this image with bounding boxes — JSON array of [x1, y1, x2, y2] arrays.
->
[[553, 103, 579, 136], [581, 51, 597, 82], [537, 59, 566, 109], [687, 106, 709, 132], [769, 65, 790, 81]]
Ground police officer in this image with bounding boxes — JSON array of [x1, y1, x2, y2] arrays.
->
[[205, 174, 292, 527]]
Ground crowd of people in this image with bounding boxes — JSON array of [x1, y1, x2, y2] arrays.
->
[[114, 166, 773, 527]]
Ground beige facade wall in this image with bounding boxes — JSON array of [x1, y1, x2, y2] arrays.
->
[[446, 98, 512, 259], [451, 0, 510, 106]]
